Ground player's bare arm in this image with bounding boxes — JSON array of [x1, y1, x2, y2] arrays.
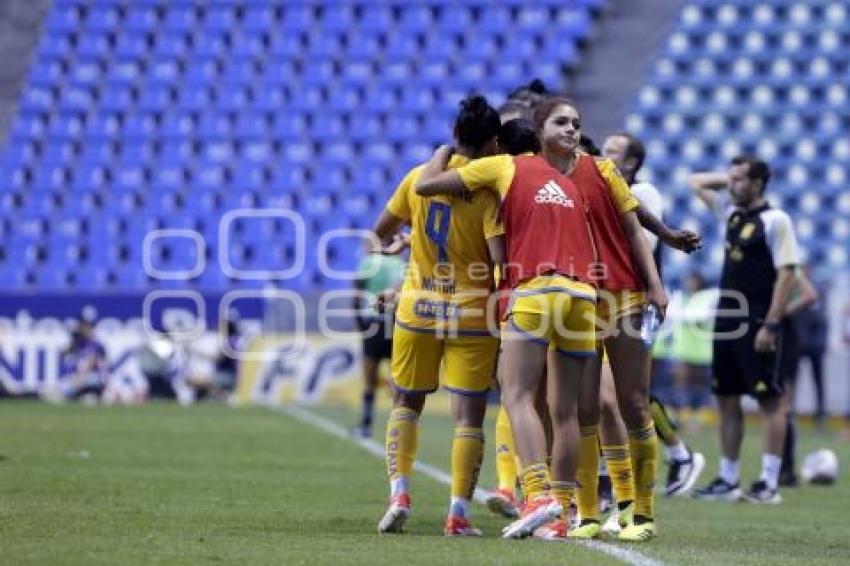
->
[[635, 202, 702, 253], [621, 210, 669, 319], [415, 145, 469, 196], [783, 270, 818, 317], [372, 210, 406, 251], [486, 235, 506, 278], [689, 171, 729, 210]]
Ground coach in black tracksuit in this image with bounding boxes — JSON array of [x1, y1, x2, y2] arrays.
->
[[688, 156, 800, 504]]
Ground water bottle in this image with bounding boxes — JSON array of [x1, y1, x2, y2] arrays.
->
[[640, 304, 661, 348]]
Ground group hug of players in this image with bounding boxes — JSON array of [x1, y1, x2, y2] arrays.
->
[[365, 87, 704, 542]]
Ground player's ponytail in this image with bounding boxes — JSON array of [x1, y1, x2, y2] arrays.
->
[[454, 94, 501, 151]]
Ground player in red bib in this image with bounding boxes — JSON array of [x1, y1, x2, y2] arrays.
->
[[532, 97, 668, 541], [416, 117, 597, 539]]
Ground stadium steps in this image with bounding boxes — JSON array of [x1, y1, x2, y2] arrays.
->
[[0, 0, 51, 148], [569, 0, 686, 137]]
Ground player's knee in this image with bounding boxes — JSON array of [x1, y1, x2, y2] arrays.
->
[[600, 394, 619, 421], [578, 403, 599, 427], [501, 386, 535, 414], [550, 401, 579, 427], [717, 395, 742, 415], [758, 396, 785, 416], [394, 391, 425, 414], [619, 395, 650, 429]]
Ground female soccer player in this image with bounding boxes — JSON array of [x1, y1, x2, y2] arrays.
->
[[532, 98, 669, 541], [371, 95, 503, 537]]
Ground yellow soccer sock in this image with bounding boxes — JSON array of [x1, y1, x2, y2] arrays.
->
[[386, 407, 419, 496], [576, 425, 600, 522], [628, 422, 658, 519], [602, 444, 635, 505], [495, 406, 518, 491], [550, 480, 576, 517], [519, 463, 551, 501], [451, 426, 485, 505], [650, 397, 678, 445]]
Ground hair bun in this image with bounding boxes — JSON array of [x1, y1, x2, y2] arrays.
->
[[460, 94, 489, 114]]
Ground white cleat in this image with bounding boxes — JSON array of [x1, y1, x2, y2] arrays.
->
[[567, 502, 580, 531], [502, 497, 562, 539], [601, 511, 622, 536], [377, 494, 411, 534]]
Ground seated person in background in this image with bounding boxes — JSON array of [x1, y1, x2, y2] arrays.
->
[[46, 311, 108, 403]]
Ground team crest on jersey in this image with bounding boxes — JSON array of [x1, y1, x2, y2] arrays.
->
[[534, 181, 575, 208], [739, 223, 756, 240]]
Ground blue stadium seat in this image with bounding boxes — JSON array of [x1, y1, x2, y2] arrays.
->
[[152, 33, 189, 58], [106, 60, 141, 86], [384, 35, 420, 59], [46, 5, 81, 33], [191, 32, 227, 58], [59, 87, 95, 113], [321, 4, 355, 32], [281, 5, 315, 31], [479, 5, 510, 31], [358, 5, 393, 32], [163, 6, 197, 32], [243, 6, 275, 32], [39, 34, 74, 60], [98, 85, 134, 112], [76, 34, 112, 59], [114, 34, 149, 60], [230, 33, 265, 63], [203, 6, 236, 32], [399, 5, 434, 29], [30, 60, 66, 86]]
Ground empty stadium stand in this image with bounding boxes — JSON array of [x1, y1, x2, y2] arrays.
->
[[0, 0, 603, 293], [0, 0, 845, 297], [624, 0, 849, 285]]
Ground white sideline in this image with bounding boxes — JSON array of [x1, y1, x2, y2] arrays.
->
[[280, 404, 665, 566]]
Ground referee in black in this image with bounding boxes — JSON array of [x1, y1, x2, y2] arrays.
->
[[689, 156, 801, 504]]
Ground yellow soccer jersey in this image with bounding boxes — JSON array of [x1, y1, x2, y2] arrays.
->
[[385, 155, 504, 333], [595, 158, 639, 214]]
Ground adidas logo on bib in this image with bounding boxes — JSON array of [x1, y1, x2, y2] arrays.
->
[[534, 181, 574, 208]]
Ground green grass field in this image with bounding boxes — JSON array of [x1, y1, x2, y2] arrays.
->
[[1, 401, 848, 565]]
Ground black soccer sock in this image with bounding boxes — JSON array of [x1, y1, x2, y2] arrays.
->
[[362, 392, 375, 427], [781, 414, 796, 474]]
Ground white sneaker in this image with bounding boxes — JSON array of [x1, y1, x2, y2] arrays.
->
[[601, 511, 622, 536], [665, 450, 706, 496]]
